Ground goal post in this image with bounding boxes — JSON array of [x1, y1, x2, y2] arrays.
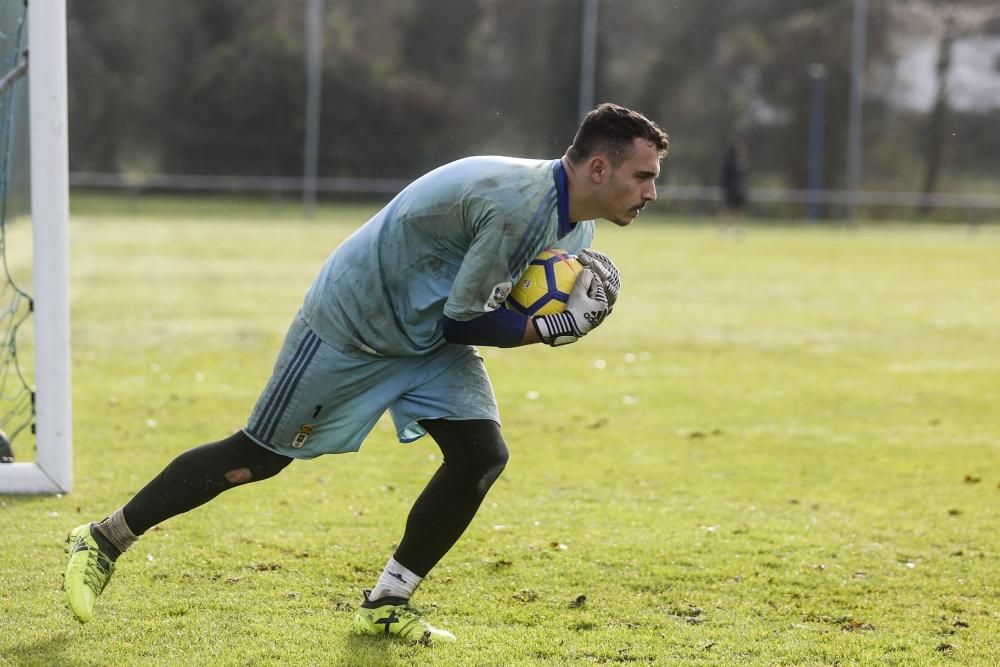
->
[[0, 0, 71, 494]]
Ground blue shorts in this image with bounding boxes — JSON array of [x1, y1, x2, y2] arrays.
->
[[243, 314, 499, 458]]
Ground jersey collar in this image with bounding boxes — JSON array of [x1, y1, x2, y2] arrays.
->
[[552, 159, 573, 237]]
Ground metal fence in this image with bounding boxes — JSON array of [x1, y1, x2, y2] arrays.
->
[[69, 172, 1000, 220]]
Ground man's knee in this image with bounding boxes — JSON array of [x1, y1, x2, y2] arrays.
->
[[223, 467, 253, 484], [423, 418, 509, 485], [481, 439, 509, 481], [467, 430, 508, 491], [217, 431, 293, 486]]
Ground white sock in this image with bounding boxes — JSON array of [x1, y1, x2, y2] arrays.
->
[[369, 557, 422, 601]]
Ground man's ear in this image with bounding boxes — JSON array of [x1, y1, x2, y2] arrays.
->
[[588, 156, 608, 184]]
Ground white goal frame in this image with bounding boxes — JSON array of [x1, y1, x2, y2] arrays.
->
[[0, 0, 71, 494]]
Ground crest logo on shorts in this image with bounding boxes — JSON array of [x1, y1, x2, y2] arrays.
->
[[291, 424, 314, 449], [484, 281, 512, 312]]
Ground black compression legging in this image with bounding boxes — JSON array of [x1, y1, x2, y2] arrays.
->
[[394, 418, 509, 577], [122, 430, 293, 535], [119, 420, 508, 579]]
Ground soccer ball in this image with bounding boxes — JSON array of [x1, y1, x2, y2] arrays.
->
[[507, 248, 583, 316]]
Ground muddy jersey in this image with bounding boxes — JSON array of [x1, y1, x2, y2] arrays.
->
[[301, 156, 595, 357]]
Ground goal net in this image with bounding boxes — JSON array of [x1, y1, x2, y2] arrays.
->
[[0, 0, 71, 494]]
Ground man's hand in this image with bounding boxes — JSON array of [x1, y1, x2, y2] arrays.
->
[[532, 268, 609, 346], [577, 249, 620, 308]]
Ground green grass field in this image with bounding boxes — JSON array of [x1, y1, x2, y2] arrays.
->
[[2, 199, 999, 666]]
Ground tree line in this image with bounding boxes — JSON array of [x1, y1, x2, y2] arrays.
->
[[66, 0, 1000, 196]]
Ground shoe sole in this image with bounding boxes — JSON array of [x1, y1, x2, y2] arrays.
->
[[63, 528, 96, 622]]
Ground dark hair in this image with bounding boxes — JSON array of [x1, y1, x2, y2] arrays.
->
[[566, 103, 669, 165]]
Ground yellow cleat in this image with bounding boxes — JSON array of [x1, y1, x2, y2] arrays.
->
[[353, 590, 456, 644], [63, 524, 115, 623]]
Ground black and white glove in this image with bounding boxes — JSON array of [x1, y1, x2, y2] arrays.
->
[[577, 249, 620, 308], [533, 268, 609, 346]]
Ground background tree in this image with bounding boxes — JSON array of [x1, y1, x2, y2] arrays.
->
[[893, 0, 1000, 210], [65, 0, 1000, 201]]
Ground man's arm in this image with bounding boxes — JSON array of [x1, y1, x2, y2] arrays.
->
[[441, 308, 540, 348], [443, 267, 608, 348]]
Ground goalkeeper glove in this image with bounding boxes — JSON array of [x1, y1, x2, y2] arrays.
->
[[577, 248, 620, 308], [533, 268, 609, 346]]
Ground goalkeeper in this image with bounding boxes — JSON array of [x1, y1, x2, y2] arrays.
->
[[63, 103, 668, 642]]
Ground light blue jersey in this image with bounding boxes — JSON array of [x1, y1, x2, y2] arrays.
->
[[246, 156, 596, 457], [301, 157, 595, 357]]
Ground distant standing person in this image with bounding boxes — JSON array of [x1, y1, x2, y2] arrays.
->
[[719, 141, 748, 236]]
